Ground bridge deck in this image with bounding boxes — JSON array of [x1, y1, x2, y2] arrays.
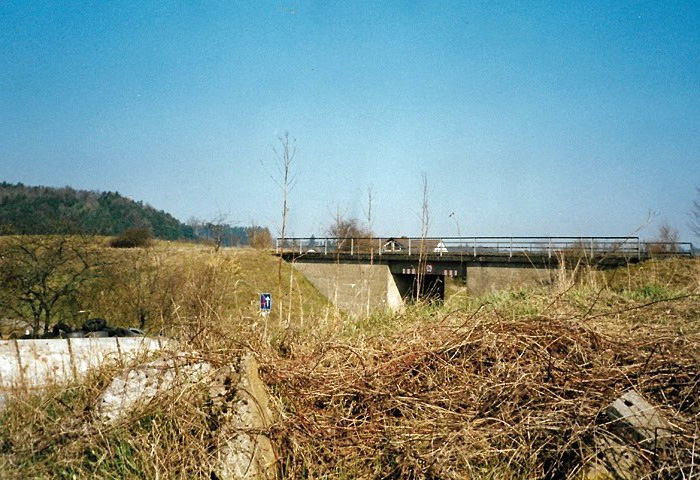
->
[[276, 236, 693, 265]]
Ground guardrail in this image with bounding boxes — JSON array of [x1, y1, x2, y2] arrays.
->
[[276, 236, 694, 259]]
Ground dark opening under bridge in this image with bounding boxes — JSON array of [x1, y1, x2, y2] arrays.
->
[[276, 236, 694, 314]]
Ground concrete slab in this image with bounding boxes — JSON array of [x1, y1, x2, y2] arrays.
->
[[69, 338, 120, 377], [0, 341, 20, 388], [605, 390, 673, 447], [117, 337, 166, 359], [0, 338, 173, 393], [16, 339, 73, 387]]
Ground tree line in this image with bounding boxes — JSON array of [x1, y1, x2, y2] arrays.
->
[[0, 182, 272, 248], [0, 182, 193, 239]]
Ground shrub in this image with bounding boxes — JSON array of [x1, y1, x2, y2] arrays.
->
[[109, 227, 153, 248], [248, 226, 273, 249], [631, 283, 670, 301]]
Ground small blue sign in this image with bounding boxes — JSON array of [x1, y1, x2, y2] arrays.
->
[[260, 293, 272, 312]]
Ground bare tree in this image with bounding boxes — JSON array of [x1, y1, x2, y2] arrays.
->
[[363, 186, 375, 315], [208, 212, 230, 253], [449, 211, 465, 285], [690, 186, 700, 240], [363, 186, 375, 255], [265, 132, 297, 283], [328, 208, 372, 253], [416, 173, 430, 299], [363, 186, 374, 234], [656, 220, 679, 253], [0, 235, 105, 335]]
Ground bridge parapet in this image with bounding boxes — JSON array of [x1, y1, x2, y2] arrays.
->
[[276, 236, 694, 260]]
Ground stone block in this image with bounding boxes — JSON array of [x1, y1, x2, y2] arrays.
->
[[95, 353, 277, 479], [213, 355, 277, 480], [593, 390, 674, 479]]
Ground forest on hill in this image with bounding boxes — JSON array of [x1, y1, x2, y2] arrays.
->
[[0, 182, 269, 246]]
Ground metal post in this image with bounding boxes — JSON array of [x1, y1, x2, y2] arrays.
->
[[473, 237, 476, 257], [299, 240, 302, 254], [325, 238, 328, 255], [351, 238, 354, 256], [378, 238, 382, 256], [548, 238, 552, 259], [509, 237, 513, 258], [590, 238, 594, 257], [637, 238, 641, 259], [408, 238, 412, 256]]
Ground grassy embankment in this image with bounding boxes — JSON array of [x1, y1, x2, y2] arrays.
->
[[1, 243, 698, 479]]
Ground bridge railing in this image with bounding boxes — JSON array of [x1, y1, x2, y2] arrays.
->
[[276, 237, 694, 258]]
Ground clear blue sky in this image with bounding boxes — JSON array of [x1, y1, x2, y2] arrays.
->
[[2, 1, 699, 241]]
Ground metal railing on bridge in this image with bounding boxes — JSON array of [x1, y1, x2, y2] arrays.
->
[[276, 236, 694, 259]]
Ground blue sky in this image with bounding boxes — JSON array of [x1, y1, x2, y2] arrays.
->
[[1, 1, 699, 241]]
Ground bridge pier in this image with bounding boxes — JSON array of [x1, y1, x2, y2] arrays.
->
[[463, 264, 555, 296]]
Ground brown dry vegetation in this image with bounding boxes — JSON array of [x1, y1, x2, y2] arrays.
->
[[0, 246, 699, 479]]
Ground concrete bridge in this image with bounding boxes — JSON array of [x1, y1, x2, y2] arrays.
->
[[277, 236, 694, 315]]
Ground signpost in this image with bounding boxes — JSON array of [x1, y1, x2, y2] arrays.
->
[[260, 293, 272, 315]]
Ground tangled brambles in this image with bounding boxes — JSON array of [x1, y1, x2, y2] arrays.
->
[[265, 301, 699, 478]]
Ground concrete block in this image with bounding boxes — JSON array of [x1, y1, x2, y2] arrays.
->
[[96, 354, 211, 424], [16, 339, 73, 387], [116, 337, 164, 360], [69, 338, 120, 377], [605, 390, 672, 447], [96, 353, 278, 479], [211, 355, 277, 480], [593, 432, 640, 480], [0, 338, 174, 399], [593, 390, 674, 479], [0, 341, 21, 388]]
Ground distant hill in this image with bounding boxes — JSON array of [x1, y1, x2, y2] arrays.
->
[[0, 182, 194, 240], [0, 182, 272, 246]]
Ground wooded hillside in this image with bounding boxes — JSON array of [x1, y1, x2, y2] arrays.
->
[[0, 182, 194, 239]]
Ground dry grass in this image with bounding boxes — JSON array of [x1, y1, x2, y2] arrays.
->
[[0, 250, 698, 479], [81, 243, 336, 349], [0, 359, 233, 479], [264, 292, 699, 478]]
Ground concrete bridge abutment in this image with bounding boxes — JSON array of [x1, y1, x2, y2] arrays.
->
[[292, 262, 404, 317], [292, 258, 559, 315]]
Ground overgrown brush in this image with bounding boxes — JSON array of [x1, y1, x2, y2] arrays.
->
[[0, 358, 233, 479], [264, 302, 700, 478], [1, 254, 698, 478]]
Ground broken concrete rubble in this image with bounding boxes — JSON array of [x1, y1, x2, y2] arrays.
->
[[95, 354, 212, 423], [605, 390, 673, 448], [95, 353, 277, 480], [210, 356, 277, 480], [589, 390, 675, 480]]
